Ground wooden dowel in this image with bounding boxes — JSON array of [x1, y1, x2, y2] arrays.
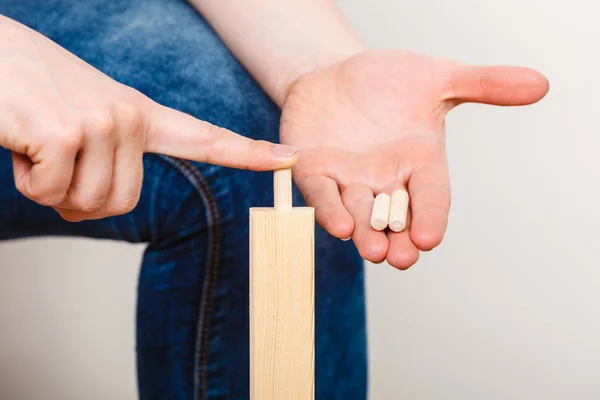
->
[[274, 168, 292, 209], [388, 190, 409, 232], [370, 193, 391, 231], [250, 168, 315, 400]]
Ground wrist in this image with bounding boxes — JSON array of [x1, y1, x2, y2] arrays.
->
[[274, 40, 366, 108], [189, 0, 367, 107]]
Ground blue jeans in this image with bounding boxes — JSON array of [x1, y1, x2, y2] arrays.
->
[[0, 1, 367, 399]]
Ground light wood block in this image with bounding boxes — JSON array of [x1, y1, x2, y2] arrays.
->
[[250, 168, 315, 400]]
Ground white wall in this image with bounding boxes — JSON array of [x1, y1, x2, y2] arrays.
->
[[1, 0, 599, 399], [341, 0, 600, 399], [0, 239, 142, 400]]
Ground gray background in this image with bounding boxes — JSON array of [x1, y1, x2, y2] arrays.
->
[[1, 0, 599, 399]]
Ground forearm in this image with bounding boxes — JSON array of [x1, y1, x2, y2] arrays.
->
[[187, 0, 365, 107]]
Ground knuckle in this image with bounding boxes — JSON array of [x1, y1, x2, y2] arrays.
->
[[113, 98, 146, 132], [108, 196, 139, 216], [28, 190, 65, 207], [85, 110, 115, 138], [69, 195, 107, 213], [54, 127, 83, 152], [206, 122, 225, 145], [197, 122, 224, 164], [66, 183, 111, 213], [42, 198, 64, 207]]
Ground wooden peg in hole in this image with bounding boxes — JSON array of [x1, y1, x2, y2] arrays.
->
[[249, 168, 315, 400]]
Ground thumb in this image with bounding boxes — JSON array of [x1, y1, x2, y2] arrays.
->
[[444, 65, 549, 107], [144, 101, 298, 170]]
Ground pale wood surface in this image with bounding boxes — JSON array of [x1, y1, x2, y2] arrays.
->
[[250, 168, 314, 399], [273, 168, 292, 209], [250, 207, 315, 399], [371, 193, 391, 231], [388, 190, 409, 232]]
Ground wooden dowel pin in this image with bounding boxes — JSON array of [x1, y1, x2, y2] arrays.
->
[[250, 168, 315, 400], [370, 193, 391, 231], [370, 190, 410, 232], [389, 190, 409, 232], [274, 168, 292, 209]]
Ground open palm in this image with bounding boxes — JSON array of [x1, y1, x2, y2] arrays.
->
[[280, 50, 548, 269]]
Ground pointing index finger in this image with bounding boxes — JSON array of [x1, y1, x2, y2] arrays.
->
[[144, 101, 299, 170]]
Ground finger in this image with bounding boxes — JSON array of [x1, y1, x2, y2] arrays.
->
[[145, 102, 298, 171], [342, 184, 388, 263], [408, 163, 451, 251], [445, 65, 549, 107], [101, 129, 144, 218], [297, 175, 354, 239], [386, 213, 420, 270], [13, 136, 78, 206], [58, 132, 114, 212], [56, 128, 144, 222]]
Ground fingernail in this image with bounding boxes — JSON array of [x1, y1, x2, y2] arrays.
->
[[274, 144, 298, 157], [341, 237, 352, 242]]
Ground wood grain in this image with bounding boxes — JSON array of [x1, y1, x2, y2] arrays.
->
[[371, 193, 391, 231], [249, 167, 314, 399], [274, 168, 293, 209], [388, 190, 409, 232]]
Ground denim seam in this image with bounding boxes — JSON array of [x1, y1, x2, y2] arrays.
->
[[159, 155, 222, 400]]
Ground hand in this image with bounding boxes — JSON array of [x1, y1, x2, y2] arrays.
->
[[0, 16, 297, 222], [280, 50, 549, 269]]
